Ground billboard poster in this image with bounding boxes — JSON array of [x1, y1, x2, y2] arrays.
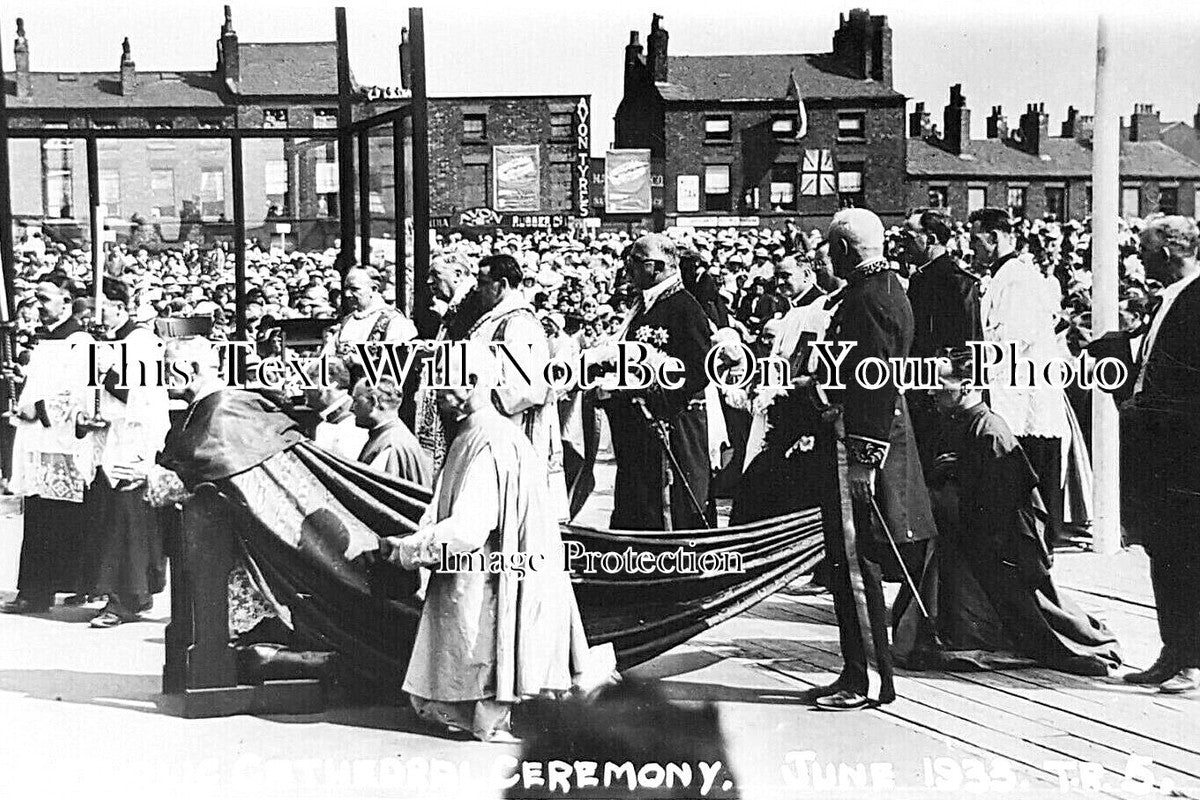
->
[[605, 149, 652, 214], [493, 145, 541, 212], [677, 175, 700, 213], [575, 96, 591, 215]]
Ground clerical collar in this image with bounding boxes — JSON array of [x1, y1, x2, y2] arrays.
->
[[350, 299, 387, 320], [990, 251, 1019, 274], [369, 417, 402, 436], [849, 258, 895, 283], [641, 274, 681, 309]]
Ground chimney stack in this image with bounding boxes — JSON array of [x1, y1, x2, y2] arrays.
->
[[832, 9, 892, 85], [646, 14, 668, 83], [1193, 103, 1200, 133], [119, 37, 136, 96], [986, 105, 1008, 139], [624, 30, 644, 93], [217, 5, 240, 91], [14, 17, 31, 99], [1129, 102, 1161, 142], [1060, 106, 1078, 138], [399, 28, 411, 91], [942, 84, 970, 155], [908, 102, 932, 138], [1018, 102, 1050, 155]]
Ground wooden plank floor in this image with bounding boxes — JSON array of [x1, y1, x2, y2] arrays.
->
[[580, 461, 1198, 798]]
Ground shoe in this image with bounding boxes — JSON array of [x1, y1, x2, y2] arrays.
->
[[798, 679, 847, 704], [1, 597, 51, 615], [89, 611, 127, 629], [815, 690, 879, 711], [1054, 656, 1110, 677], [1158, 668, 1200, 695], [1123, 650, 1178, 685]]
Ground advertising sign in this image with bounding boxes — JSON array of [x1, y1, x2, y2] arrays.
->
[[493, 145, 541, 212], [575, 97, 591, 216], [604, 149, 652, 214], [677, 175, 700, 213]]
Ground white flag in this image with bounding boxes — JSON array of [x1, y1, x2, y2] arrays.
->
[[787, 69, 808, 139]]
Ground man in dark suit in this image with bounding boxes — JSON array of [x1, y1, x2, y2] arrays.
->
[[903, 209, 981, 471], [606, 234, 712, 531], [1119, 215, 1200, 694], [811, 209, 938, 710]]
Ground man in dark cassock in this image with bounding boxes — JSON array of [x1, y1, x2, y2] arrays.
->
[[605, 234, 712, 531], [81, 294, 171, 627], [808, 209, 937, 711], [1114, 215, 1200, 694], [902, 209, 982, 471], [2, 276, 97, 615], [905, 356, 1121, 675]]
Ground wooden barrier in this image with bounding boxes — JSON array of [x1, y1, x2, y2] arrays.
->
[[162, 484, 326, 718]]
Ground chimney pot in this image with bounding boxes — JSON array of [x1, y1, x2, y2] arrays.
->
[[14, 16, 31, 99], [119, 37, 136, 95], [647, 13, 668, 82]]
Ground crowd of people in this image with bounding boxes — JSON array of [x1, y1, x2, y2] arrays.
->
[[1, 202, 1197, 743]]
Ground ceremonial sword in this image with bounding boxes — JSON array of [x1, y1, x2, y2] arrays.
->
[[631, 395, 711, 529]]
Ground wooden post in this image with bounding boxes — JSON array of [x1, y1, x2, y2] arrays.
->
[[392, 116, 407, 313], [232, 134, 248, 341], [1091, 15, 1121, 554], [408, 8, 434, 336], [0, 42, 14, 321], [335, 7, 357, 271], [358, 128, 371, 267]]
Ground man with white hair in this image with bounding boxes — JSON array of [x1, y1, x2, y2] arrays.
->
[[810, 208, 936, 710], [1116, 215, 1200, 694]]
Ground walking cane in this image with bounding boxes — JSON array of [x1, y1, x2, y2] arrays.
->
[[631, 396, 711, 529]]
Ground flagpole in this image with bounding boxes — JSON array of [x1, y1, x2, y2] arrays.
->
[[1091, 14, 1121, 554]]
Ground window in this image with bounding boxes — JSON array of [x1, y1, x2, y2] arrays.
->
[[741, 187, 760, 214], [265, 160, 289, 216], [41, 139, 75, 219], [316, 158, 339, 218], [1159, 186, 1179, 215], [150, 169, 176, 218], [263, 109, 288, 129], [463, 163, 489, 208], [928, 185, 949, 208], [549, 162, 572, 210], [967, 186, 987, 213], [1045, 186, 1067, 220], [704, 116, 732, 142], [771, 116, 795, 138], [1122, 186, 1141, 217], [313, 109, 338, 129], [769, 163, 797, 211], [800, 149, 835, 196], [99, 169, 121, 217], [837, 167, 864, 208], [704, 164, 731, 212], [837, 112, 866, 141], [200, 168, 226, 218], [463, 113, 487, 141], [550, 112, 573, 141], [1007, 186, 1027, 219]]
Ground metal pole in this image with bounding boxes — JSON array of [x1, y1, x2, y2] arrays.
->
[[335, 7, 356, 272], [392, 116, 407, 312], [409, 8, 433, 336], [85, 137, 101, 310], [232, 134, 247, 340], [358, 128, 371, 266], [1091, 15, 1121, 554]]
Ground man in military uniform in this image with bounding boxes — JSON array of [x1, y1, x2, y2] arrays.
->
[[811, 209, 937, 710], [605, 234, 713, 531]]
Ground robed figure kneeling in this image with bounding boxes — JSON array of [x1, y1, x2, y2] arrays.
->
[[899, 357, 1121, 676]]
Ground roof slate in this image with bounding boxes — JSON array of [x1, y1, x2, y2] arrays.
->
[[236, 42, 340, 96], [664, 53, 902, 102], [907, 138, 1200, 179], [4, 71, 225, 108]]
